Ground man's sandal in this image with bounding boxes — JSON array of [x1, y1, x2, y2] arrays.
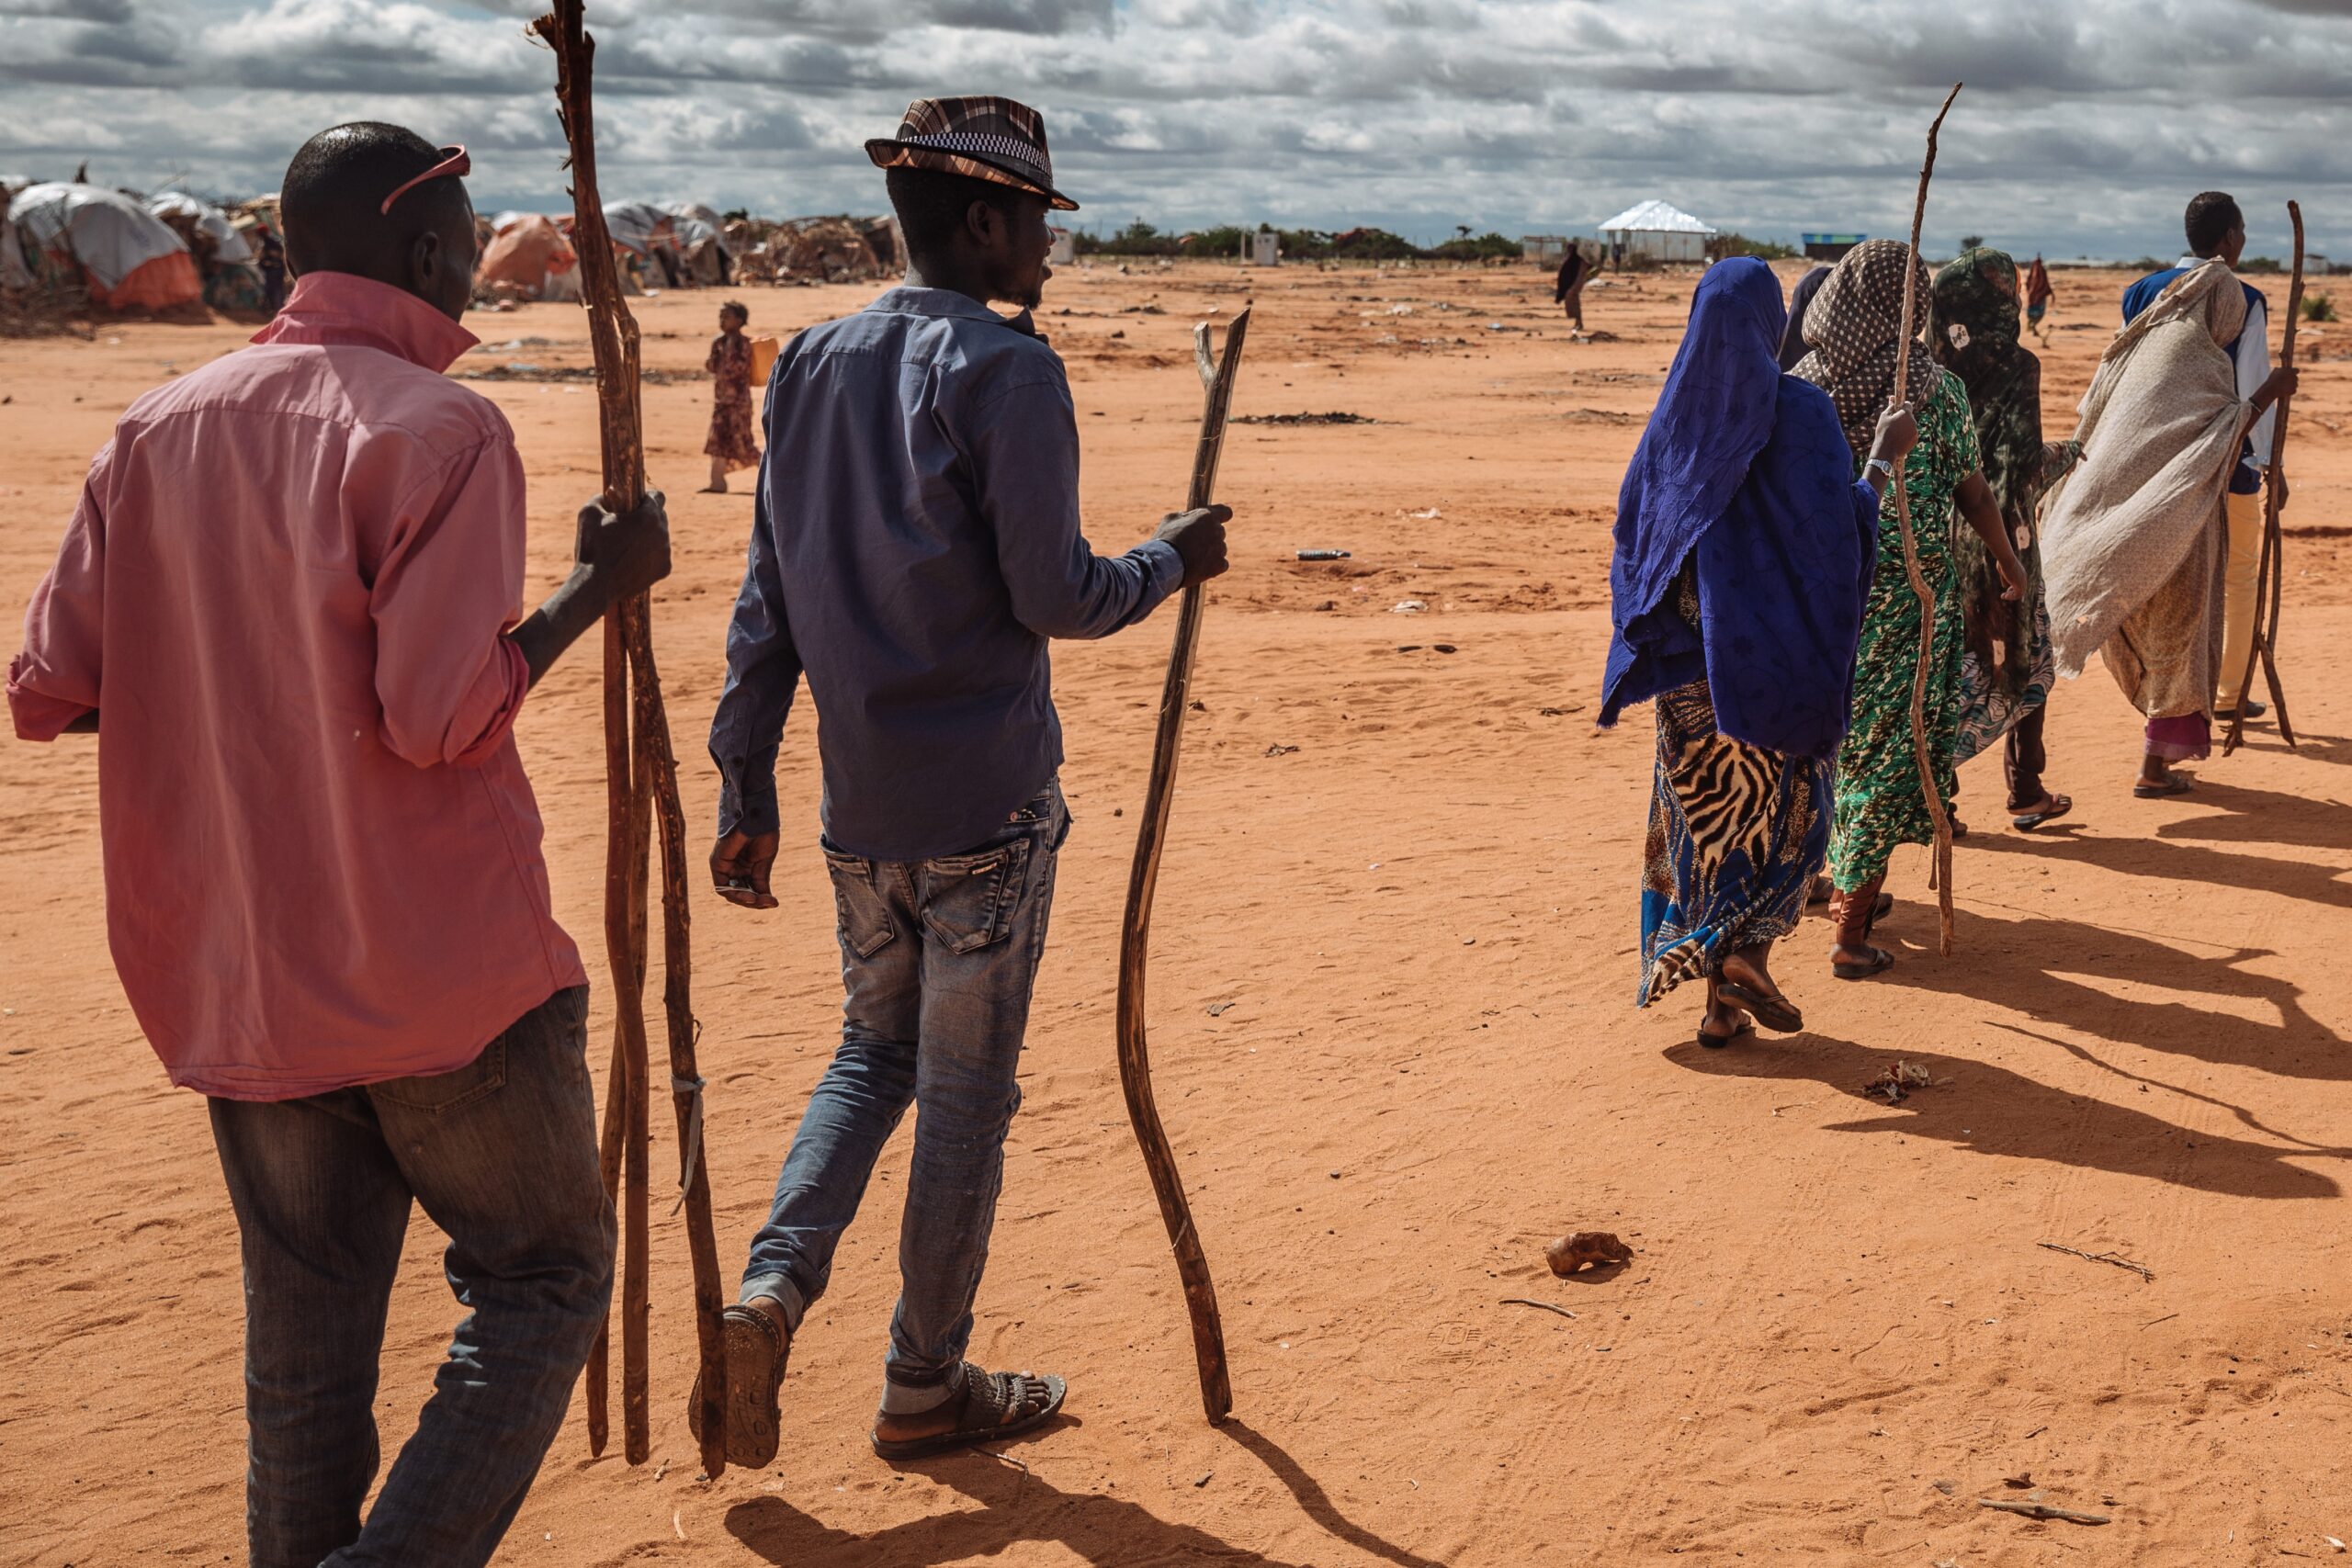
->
[[871, 1363, 1068, 1461], [2010, 794, 2073, 831], [688, 1302, 789, 1469]]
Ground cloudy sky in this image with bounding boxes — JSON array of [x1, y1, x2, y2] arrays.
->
[[3, 0, 2347, 260]]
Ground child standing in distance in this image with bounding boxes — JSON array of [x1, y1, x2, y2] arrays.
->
[[703, 299, 759, 493]]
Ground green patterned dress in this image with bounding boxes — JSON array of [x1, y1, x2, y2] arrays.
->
[[1828, 365, 1979, 890]]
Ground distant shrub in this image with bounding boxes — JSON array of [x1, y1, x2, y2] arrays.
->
[[1705, 231, 1799, 261], [2241, 255, 2286, 274], [2302, 290, 2337, 323]]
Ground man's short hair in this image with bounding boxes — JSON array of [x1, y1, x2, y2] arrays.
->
[[2185, 191, 2244, 257], [281, 122, 468, 264], [887, 165, 1025, 257]]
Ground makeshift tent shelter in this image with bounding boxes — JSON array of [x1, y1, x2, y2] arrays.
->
[[147, 191, 254, 266], [6, 182, 198, 310], [1597, 199, 1716, 265], [1521, 234, 1568, 264], [479, 213, 580, 301]]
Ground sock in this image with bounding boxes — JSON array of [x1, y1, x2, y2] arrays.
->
[[879, 1364, 964, 1416]]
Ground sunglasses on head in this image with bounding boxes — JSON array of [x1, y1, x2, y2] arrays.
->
[[379, 145, 469, 218]]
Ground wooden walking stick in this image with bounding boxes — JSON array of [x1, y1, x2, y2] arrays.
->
[[1890, 84, 1962, 958], [1114, 306, 1250, 1424], [532, 0, 729, 1478], [2224, 199, 2303, 756]]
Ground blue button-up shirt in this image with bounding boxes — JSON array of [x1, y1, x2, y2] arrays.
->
[[708, 287, 1184, 862]]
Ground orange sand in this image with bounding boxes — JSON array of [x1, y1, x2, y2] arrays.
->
[[5, 259, 2352, 1565]]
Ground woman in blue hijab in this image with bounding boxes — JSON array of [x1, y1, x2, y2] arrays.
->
[[1600, 257, 1917, 1044]]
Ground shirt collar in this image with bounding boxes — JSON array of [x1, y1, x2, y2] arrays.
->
[[866, 285, 1039, 339], [250, 271, 481, 373]]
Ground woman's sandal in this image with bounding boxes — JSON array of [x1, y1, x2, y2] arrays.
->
[[1832, 945, 1897, 980], [2010, 793, 2074, 831], [1697, 1019, 1757, 1050], [2133, 776, 2193, 799], [1715, 980, 1802, 1034], [689, 1302, 790, 1469], [870, 1362, 1068, 1461]]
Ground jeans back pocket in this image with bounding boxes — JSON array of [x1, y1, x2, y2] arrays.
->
[[823, 849, 899, 959], [918, 838, 1033, 954]]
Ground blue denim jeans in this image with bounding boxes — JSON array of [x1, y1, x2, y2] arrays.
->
[[207, 985, 613, 1568], [742, 779, 1067, 1394]]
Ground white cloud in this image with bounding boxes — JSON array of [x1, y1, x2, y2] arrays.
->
[[2, 0, 2347, 257]]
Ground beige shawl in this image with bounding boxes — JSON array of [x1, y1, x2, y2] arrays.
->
[[2039, 261, 2254, 715]]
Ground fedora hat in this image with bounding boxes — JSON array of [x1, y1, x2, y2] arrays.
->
[[865, 96, 1079, 212]]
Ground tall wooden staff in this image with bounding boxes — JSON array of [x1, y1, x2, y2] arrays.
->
[[1114, 307, 1250, 1424], [531, 0, 729, 1478], [1889, 85, 1962, 957], [2224, 200, 2303, 756]]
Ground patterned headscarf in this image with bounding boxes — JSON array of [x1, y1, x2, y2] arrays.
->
[[1791, 238, 1934, 458], [1928, 248, 2036, 519]]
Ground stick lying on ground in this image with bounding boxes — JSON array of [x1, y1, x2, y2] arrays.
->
[[1115, 306, 1250, 1426], [1978, 1498, 2112, 1525], [532, 0, 728, 1478], [1889, 83, 1962, 957], [2038, 1241, 2155, 1281], [2225, 199, 2304, 755]]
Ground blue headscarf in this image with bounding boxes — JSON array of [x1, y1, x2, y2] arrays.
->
[[1600, 256, 1878, 761]]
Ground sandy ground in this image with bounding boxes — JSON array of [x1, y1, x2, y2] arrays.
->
[[6, 257, 2352, 1567]]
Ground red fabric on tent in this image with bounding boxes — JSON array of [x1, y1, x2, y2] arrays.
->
[[480, 214, 576, 292], [89, 248, 199, 310]]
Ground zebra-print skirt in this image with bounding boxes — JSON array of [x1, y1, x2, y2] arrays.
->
[[1638, 680, 1830, 1005]]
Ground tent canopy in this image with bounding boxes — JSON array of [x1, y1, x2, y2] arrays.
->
[[1597, 199, 1717, 236], [147, 190, 254, 266], [7, 182, 199, 308]]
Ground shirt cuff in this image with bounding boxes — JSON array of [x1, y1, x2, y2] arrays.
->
[[6, 651, 96, 742], [445, 638, 531, 768], [1136, 538, 1186, 604], [716, 748, 782, 839]]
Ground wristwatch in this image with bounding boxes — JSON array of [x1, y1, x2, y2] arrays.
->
[[1865, 457, 1897, 484]]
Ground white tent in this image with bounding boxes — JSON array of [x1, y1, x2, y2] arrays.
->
[[147, 191, 254, 265], [6, 182, 199, 308], [1598, 199, 1716, 264]]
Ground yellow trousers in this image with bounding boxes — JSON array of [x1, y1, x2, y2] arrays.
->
[[2218, 486, 2263, 710]]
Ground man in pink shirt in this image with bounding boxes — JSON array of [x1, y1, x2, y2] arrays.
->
[[8, 122, 667, 1568]]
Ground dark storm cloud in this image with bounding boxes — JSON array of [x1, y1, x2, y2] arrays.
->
[[4, 0, 2348, 257], [0, 0, 133, 17]]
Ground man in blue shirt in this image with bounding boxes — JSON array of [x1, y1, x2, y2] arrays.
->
[[697, 96, 1228, 1466], [2123, 191, 2279, 720]]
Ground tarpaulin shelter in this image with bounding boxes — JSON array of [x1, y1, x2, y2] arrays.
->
[[479, 213, 579, 301], [1598, 199, 1717, 265], [602, 201, 674, 255], [147, 191, 254, 266], [6, 182, 198, 310]]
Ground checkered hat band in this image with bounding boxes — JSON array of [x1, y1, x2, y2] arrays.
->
[[899, 130, 1052, 186]]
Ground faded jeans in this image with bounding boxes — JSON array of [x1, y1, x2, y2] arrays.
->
[[742, 779, 1067, 1395], [207, 985, 613, 1568]]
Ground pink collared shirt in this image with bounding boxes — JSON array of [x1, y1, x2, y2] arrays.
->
[[7, 271, 585, 1100]]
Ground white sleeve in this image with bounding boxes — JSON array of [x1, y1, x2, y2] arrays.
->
[[2239, 294, 2276, 466]]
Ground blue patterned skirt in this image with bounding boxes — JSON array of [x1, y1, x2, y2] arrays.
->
[[1638, 680, 1832, 1005]]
